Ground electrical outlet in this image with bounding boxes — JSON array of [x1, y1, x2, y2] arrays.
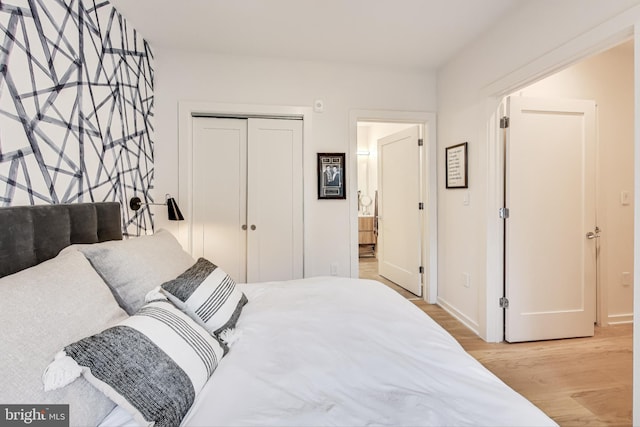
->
[[462, 272, 470, 288], [330, 263, 338, 276], [622, 272, 632, 287]]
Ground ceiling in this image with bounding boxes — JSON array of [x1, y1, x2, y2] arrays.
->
[[108, 0, 521, 71]]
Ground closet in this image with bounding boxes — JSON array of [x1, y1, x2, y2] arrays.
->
[[191, 117, 303, 283]]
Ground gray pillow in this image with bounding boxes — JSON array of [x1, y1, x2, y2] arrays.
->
[[44, 300, 226, 427], [0, 250, 128, 427], [161, 258, 248, 337], [70, 229, 195, 314]]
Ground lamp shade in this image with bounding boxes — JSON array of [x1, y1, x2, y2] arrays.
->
[[167, 197, 184, 221]]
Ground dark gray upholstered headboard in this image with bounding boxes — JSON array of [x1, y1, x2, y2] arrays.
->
[[0, 202, 123, 278]]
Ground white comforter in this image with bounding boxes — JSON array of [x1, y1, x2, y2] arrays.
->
[[185, 277, 555, 426], [103, 277, 556, 426]]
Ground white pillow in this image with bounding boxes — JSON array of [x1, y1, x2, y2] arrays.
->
[[0, 250, 128, 427], [68, 229, 195, 314], [44, 300, 226, 427], [161, 258, 248, 336]]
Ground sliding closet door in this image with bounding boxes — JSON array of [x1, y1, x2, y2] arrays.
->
[[192, 117, 248, 282], [191, 116, 303, 284], [247, 118, 303, 282]]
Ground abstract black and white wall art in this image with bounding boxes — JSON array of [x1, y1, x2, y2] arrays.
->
[[0, 0, 155, 236]]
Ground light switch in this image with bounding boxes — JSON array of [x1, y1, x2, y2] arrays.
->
[[463, 191, 470, 206], [462, 272, 470, 288], [621, 191, 630, 206]]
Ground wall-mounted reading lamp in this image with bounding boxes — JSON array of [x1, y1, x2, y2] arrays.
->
[[129, 194, 184, 221]]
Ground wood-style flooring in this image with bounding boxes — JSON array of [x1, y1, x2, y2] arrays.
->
[[359, 256, 419, 299], [416, 301, 632, 426], [359, 258, 633, 426]]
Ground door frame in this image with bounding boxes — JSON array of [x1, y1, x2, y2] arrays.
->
[[177, 101, 313, 276], [483, 27, 636, 343], [348, 110, 438, 303]]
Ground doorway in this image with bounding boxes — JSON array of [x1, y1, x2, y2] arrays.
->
[[499, 40, 634, 341], [349, 110, 438, 303]]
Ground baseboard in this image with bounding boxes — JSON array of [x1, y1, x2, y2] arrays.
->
[[607, 313, 633, 325], [436, 297, 481, 336]]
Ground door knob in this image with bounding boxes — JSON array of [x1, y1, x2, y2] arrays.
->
[[251, 224, 256, 230], [586, 231, 599, 239], [242, 224, 247, 230]]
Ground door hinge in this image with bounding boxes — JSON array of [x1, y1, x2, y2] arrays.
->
[[500, 116, 510, 129], [499, 297, 509, 309], [418, 202, 424, 210], [499, 207, 509, 219], [418, 138, 424, 146], [419, 266, 424, 274]]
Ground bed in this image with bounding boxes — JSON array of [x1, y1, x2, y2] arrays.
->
[[0, 202, 557, 427]]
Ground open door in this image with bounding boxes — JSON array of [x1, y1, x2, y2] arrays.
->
[[377, 125, 422, 296], [504, 96, 597, 342]]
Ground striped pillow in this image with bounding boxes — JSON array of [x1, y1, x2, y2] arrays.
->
[[161, 258, 248, 336], [43, 300, 225, 427]]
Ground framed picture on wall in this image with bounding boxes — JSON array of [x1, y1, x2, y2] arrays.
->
[[318, 153, 346, 199], [446, 142, 468, 189]]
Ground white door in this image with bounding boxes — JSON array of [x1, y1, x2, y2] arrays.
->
[[505, 96, 597, 342], [247, 118, 303, 282], [192, 117, 303, 284], [377, 125, 422, 296], [193, 117, 247, 282]]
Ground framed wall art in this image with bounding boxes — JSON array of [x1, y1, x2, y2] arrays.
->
[[318, 153, 346, 199], [446, 142, 468, 189]]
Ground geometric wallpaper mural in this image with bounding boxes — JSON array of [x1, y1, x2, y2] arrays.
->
[[0, 0, 154, 236]]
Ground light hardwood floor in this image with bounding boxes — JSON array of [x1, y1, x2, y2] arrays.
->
[[359, 256, 419, 299], [359, 258, 632, 426], [412, 300, 633, 427], [415, 301, 632, 426]]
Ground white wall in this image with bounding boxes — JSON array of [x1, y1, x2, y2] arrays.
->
[[152, 50, 436, 278], [437, 1, 640, 421], [437, 0, 640, 339], [356, 125, 373, 205], [517, 41, 634, 324]]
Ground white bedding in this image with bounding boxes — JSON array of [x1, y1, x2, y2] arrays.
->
[[102, 277, 556, 427]]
